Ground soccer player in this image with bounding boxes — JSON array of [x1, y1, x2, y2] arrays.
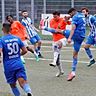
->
[[21, 10, 43, 58], [63, 8, 86, 81], [47, 11, 70, 77], [0, 23, 33, 96], [6, 15, 39, 62], [81, 7, 96, 67], [42, 8, 86, 81]]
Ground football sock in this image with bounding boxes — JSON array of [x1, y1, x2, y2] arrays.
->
[[22, 83, 32, 94], [37, 46, 41, 55], [35, 48, 38, 53], [72, 57, 77, 72], [37, 46, 41, 52], [85, 48, 93, 59], [53, 52, 59, 64], [11, 87, 20, 96], [57, 64, 63, 72]]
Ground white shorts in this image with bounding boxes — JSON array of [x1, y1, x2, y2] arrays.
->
[[22, 40, 29, 47], [53, 38, 67, 46]]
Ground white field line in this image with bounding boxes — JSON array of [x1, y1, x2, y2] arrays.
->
[[42, 46, 96, 51], [25, 46, 96, 64], [24, 57, 89, 64]]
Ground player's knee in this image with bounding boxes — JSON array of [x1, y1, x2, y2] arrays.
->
[[53, 45, 60, 52]]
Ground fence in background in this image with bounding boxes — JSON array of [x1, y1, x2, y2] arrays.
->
[[0, 0, 96, 23], [0, 0, 96, 39]]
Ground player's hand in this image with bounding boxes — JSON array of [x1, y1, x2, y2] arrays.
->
[[67, 38, 72, 43]]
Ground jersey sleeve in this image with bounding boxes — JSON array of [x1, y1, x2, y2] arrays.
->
[[30, 18, 33, 24]]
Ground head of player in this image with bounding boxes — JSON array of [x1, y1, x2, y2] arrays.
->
[[52, 11, 60, 21], [2, 22, 11, 35], [81, 7, 89, 17], [21, 10, 28, 18], [6, 15, 14, 24], [67, 8, 77, 18]]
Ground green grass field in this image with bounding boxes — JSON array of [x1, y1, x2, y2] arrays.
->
[[0, 43, 96, 96]]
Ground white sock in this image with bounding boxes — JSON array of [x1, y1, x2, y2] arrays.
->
[[53, 52, 59, 64], [57, 64, 64, 72]]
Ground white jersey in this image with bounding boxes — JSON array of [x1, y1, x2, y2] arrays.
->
[[86, 15, 96, 37], [21, 17, 37, 38]]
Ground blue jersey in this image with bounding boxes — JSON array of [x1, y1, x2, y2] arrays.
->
[[86, 15, 96, 37], [21, 17, 37, 38], [0, 34, 24, 71], [72, 12, 86, 38]]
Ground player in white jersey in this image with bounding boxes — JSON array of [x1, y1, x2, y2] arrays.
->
[[81, 7, 96, 67], [21, 10, 43, 58]]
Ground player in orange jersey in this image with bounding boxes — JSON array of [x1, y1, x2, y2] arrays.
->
[[49, 11, 71, 77], [6, 15, 39, 63]]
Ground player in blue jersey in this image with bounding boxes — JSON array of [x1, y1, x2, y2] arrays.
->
[[41, 8, 86, 81], [81, 7, 96, 67], [21, 10, 43, 58], [0, 23, 33, 96]]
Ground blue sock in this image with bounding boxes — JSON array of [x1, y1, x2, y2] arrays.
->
[[22, 83, 32, 94], [38, 46, 41, 52], [44, 27, 56, 33], [11, 87, 20, 96], [35, 48, 38, 53], [72, 58, 77, 72], [85, 48, 93, 59]]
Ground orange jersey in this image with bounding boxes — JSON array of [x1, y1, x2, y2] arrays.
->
[[10, 21, 28, 41], [50, 18, 65, 42], [60, 20, 71, 29]]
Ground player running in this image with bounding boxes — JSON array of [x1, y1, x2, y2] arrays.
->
[[81, 7, 96, 67], [6, 15, 39, 62], [21, 10, 43, 58], [0, 23, 33, 96]]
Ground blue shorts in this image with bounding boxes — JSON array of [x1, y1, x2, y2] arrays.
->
[[4, 67, 27, 84], [30, 34, 41, 44], [64, 30, 85, 52], [86, 35, 95, 45], [73, 38, 84, 52]]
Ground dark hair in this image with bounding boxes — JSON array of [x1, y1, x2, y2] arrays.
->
[[3, 22, 11, 33], [81, 7, 89, 13], [21, 10, 28, 13], [6, 15, 13, 20], [52, 11, 60, 16], [67, 8, 76, 14]]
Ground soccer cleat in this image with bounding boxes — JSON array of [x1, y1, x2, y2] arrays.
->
[[49, 62, 56, 67], [27, 93, 32, 96], [21, 56, 25, 64], [87, 59, 95, 67], [35, 55, 40, 62], [67, 72, 75, 81], [56, 71, 64, 77]]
